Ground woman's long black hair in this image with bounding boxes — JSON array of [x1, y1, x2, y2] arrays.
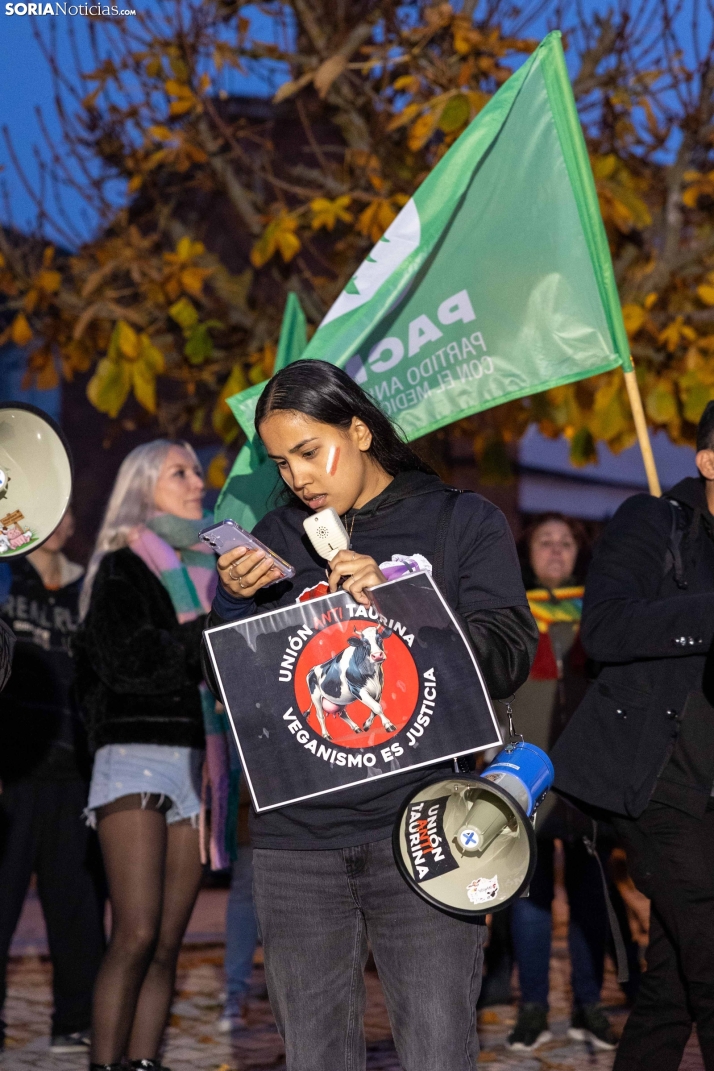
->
[[255, 360, 435, 478]]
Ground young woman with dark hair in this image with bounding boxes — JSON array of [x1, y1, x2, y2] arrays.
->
[[208, 360, 538, 1071]]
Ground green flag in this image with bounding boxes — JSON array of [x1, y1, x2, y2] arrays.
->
[[215, 292, 307, 527], [228, 31, 630, 448]]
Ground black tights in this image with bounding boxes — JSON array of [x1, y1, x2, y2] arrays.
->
[[91, 804, 203, 1064]]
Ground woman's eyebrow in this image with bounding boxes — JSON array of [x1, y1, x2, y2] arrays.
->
[[268, 436, 319, 459]]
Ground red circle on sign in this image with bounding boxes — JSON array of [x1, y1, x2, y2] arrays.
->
[[293, 620, 420, 749]]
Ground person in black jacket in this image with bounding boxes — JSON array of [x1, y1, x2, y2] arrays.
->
[[207, 360, 538, 1071], [0, 509, 105, 1055], [75, 440, 213, 1071], [552, 401, 714, 1071]]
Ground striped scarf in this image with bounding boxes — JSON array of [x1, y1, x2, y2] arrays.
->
[[527, 585, 584, 634], [527, 585, 584, 682], [129, 515, 237, 870]]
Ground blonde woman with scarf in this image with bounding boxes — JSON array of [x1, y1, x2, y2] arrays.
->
[[76, 440, 219, 1071]]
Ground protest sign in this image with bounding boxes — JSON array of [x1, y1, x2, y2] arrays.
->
[[204, 572, 501, 812]]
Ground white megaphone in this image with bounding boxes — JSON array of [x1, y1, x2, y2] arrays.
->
[[393, 742, 554, 918], [0, 402, 73, 559]]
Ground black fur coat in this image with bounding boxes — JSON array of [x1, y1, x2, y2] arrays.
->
[[74, 548, 206, 754]]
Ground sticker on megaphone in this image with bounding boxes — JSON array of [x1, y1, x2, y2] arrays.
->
[[393, 742, 554, 918]]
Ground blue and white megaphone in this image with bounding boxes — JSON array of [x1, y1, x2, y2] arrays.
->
[[393, 741, 554, 918]]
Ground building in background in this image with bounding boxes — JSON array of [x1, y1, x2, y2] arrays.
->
[[518, 426, 696, 520]]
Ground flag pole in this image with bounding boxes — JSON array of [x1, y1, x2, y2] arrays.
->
[[623, 362, 661, 497]]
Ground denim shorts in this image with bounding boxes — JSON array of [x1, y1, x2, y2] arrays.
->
[[86, 744, 203, 827]]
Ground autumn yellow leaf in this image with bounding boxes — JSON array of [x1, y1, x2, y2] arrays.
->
[[438, 93, 471, 133], [591, 154, 617, 181], [682, 170, 714, 209], [622, 303, 646, 336], [591, 375, 629, 442], [35, 356, 59, 391], [697, 284, 714, 306], [407, 105, 443, 151], [180, 265, 212, 296], [452, 16, 482, 54], [569, 426, 597, 467], [659, 316, 697, 353], [310, 196, 352, 231], [86, 356, 132, 418], [169, 296, 199, 330], [645, 380, 678, 424], [10, 313, 33, 346], [132, 358, 158, 412], [212, 362, 250, 442], [393, 75, 419, 93], [116, 320, 140, 360], [22, 345, 58, 392], [357, 198, 404, 243], [165, 236, 206, 265], [170, 99, 195, 117], [677, 368, 714, 424], [23, 289, 39, 315], [250, 214, 300, 268], [138, 333, 165, 374], [164, 79, 193, 98], [36, 269, 61, 294], [387, 101, 421, 133], [247, 341, 277, 384], [148, 125, 173, 141], [644, 291, 658, 310], [206, 451, 228, 489]]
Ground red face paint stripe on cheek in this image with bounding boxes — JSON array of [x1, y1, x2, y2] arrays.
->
[[326, 446, 340, 476]]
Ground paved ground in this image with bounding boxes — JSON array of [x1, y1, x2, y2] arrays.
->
[[1, 884, 705, 1070]]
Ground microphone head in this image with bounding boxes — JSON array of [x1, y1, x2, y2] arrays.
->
[[303, 508, 350, 561]]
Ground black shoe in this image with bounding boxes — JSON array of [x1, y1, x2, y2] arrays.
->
[[89, 1064, 124, 1071], [50, 1030, 91, 1053], [567, 1004, 618, 1051], [506, 1004, 552, 1052], [130, 1061, 172, 1071]]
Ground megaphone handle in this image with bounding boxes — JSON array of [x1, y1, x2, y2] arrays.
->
[[499, 696, 524, 749]]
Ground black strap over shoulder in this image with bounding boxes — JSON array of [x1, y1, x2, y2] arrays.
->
[[432, 488, 465, 594]]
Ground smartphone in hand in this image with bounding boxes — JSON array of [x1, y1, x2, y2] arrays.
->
[[199, 520, 295, 583]]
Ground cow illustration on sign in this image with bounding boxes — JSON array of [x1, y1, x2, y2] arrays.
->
[[302, 625, 396, 741]]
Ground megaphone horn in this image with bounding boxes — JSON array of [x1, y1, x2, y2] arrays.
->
[[393, 742, 554, 919], [0, 402, 73, 559]]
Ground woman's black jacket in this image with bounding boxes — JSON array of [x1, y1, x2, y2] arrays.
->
[[203, 471, 539, 850], [552, 477, 714, 819], [74, 548, 206, 754]]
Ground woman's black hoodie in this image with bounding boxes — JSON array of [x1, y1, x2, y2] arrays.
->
[[208, 471, 538, 849]]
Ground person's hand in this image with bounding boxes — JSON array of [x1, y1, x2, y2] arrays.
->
[[328, 550, 386, 607], [217, 546, 283, 599]]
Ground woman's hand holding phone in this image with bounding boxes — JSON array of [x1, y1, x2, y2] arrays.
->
[[217, 546, 284, 599], [327, 550, 386, 607]]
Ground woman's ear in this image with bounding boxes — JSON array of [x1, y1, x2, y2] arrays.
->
[[350, 417, 373, 454], [696, 449, 714, 482]]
